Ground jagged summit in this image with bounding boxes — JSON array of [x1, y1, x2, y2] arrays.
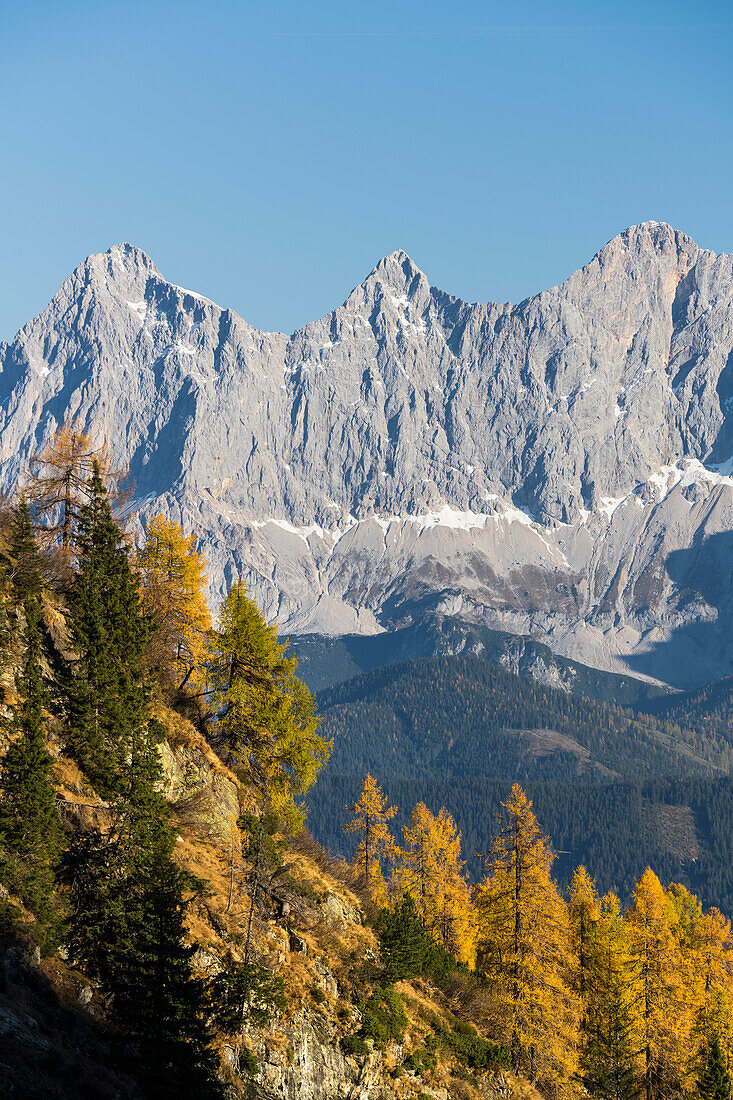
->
[[3, 223, 733, 686], [42, 224, 711, 341]]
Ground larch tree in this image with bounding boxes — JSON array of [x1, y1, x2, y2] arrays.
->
[[393, 802, 474, 964], [667, 883, 733, 1072], [136, 513, 211, 691], [696, 908, 733, 1067], [345, 774, 398, 896], [206, 579, 330, 828], [24, 421, 127, 567], [476, 784, 580, 1093], [626, 868, 692, 1100]]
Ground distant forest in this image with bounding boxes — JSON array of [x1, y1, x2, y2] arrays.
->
[[306, 653, 733, 915], [309, 774, 733, 914], [314, 655, 725, 781]]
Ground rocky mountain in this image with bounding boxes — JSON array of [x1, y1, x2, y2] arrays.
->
[[4, 223, 733, 687]]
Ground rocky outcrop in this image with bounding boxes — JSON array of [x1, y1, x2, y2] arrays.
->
[[5, 224, 733, 684]]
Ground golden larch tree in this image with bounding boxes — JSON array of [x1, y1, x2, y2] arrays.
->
[[579, 890, 641, 1098], [206, 580, 330, 828], [667, 882, 733, 1072], [476, 784, 580, 1094], [393, 802, 475, 964], [345, 775, 397, 896], [569, 865, 602, 1035], [24, 421, 128, 565], [136, 514, 211, 691], [626, 868, 692, 1100]]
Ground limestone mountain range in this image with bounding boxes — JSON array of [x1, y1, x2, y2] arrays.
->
[[3, 222, 733, 687]]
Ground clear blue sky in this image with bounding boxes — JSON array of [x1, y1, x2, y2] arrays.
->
[[1, 0, 732, 341]]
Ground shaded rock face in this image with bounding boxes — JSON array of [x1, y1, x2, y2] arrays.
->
[[5, 224, 733, 685]]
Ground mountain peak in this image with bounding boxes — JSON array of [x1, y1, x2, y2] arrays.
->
[[607, 220, 699, 253], [69, 243, 160, 293], [372, 249, 423, 278], [99, 242, 159, 273]]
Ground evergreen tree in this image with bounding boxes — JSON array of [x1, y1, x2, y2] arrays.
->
[[375, 893, 429, 981], [63, 463, 151, 797], [9, 496, 45, 603], [0, 502, 62, 951], [70, 819, 219, 1097], [64, 468, 220, 1095], [698, 1034, 732, 1100]]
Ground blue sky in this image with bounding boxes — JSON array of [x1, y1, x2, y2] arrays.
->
[[1, 0, 732, 340]]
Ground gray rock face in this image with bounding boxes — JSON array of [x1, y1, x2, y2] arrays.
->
[[4, 224, 733, 686]]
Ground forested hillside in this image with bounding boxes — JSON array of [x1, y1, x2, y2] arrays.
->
[[290, 614, 672, 705], [314, 655, 718, 782]]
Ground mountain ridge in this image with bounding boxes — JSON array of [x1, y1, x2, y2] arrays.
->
[[4, 223, 733, 686]]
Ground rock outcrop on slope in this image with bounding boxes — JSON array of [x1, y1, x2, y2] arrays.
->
[[3, 224, 733, 686]]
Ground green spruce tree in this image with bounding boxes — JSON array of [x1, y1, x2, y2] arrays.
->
[[698, 1035, 732, 1100], [375, 893, 429, 981], [64, 467, 220, 1095], [0, 500, 63, 952], [63, 462, 150, 796]]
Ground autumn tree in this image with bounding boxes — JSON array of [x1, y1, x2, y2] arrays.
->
[[136, 514, 211, 691], [345, 774, 397, 897], [206, 580, 330, 828], [694, 907, 733, 1067], [393, 802, 474, 964], [24, 421, 127, 566], [476, 784, 580, 1093], [626, 869, 692, 1100], [664, 882, 733, 1075]]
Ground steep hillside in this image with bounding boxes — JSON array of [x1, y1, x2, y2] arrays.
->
[[2, 705, 521, 1100], [6, 225, 733, 683]]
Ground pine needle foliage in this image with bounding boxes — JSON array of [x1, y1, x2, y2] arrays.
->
[[698, 1034, 733, 1100], [0, 502, 63, 953], [63, 463, 153, 797], [62, 467, 220, 1095]]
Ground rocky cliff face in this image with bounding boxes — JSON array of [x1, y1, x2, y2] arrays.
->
[[3, 224, 733, 686]]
